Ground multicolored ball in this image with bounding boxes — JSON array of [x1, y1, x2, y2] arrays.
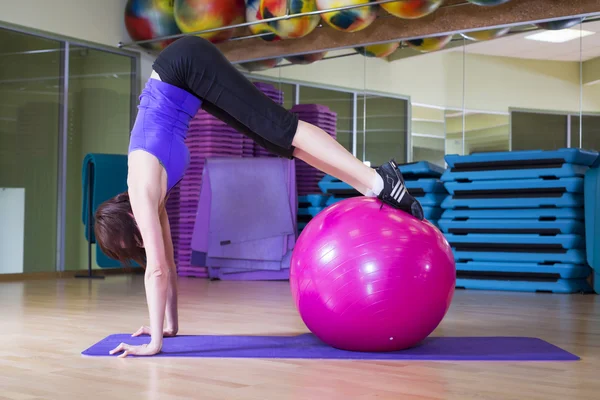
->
[[317, 0, 378, 33], [245, 0, 280, 41], [285, 52, 328, 65], [535, 18, 582, 31], [461, 27, 510, 41], [406, 34, 452, 52], [381, 0, 443, 19], [174, 0, 246, 43], [125, 0, 181, 51], [466, 0, 511, 5], [355, 42, 400, 58], [260, 0, 320, 39]]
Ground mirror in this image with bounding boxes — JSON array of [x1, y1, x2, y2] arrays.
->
[[232, 11, 600, 165], [581, 19, 600, 152]]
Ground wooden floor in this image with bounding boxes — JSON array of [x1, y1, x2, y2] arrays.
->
[[1, 276, 599, 400]]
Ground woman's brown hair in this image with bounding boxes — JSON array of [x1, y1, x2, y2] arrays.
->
[[94, 191, 146, 267]]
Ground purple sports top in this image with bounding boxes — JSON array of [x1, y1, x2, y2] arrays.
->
[[128, 78, 202, 192]]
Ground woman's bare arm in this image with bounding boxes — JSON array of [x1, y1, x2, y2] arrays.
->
[[127, 151, 170, 352], [160, 206, 179, 335]]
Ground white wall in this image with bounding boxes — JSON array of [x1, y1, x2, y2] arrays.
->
[[0, 0, 155, 83], [257, 49, 595, 115]]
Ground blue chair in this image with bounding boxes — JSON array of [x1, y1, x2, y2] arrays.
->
[[80, 153, 128, 278]]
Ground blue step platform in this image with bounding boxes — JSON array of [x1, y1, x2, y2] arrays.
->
[[423, 207, 444, 221], [318, 175, 360, 197], [444, 177, 584, 195], [584, 167, 599, 271], [453, 249, 587, 265], [441, 193, 583, 209], [456, 261, 591, 279], [298, 194, 329, 207], [445, 233, 585, 250], [298, 207, 325, 218], [398, 161, 445, 179], [455, 277, 592, 294], [441, 208, 584, 221], [442, 148, 598, 182], [325, 192, 447, 207], [438, 219, 585, 235]]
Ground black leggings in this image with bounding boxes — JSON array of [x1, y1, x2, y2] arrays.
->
[[153, 36, 299, 159]]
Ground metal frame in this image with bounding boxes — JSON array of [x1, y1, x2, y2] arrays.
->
[[0, 22, 140, 272], [245, 72, 411, 161], [508, 107, 600, 149]]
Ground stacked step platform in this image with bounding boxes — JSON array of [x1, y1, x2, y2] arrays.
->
[[292, 104, 338, 195], [439, 148, 599, 294], [585, 157, 600, 294], [298, 161, 446, 233], [167, 82, 284, 278]]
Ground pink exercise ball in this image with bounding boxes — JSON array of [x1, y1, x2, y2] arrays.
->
[[290, 196, 455, 352]]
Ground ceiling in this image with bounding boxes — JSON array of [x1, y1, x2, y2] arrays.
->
[[460, 20, 600, 62]]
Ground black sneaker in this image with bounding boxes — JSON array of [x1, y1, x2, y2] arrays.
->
[[375, 159, 424, 220]]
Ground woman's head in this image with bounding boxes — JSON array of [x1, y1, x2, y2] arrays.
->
[[94, 191, 146, 267]]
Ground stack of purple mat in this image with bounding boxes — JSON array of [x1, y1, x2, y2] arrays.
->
[[252, 82, 285, 158], [291, 104, 337, 195], [169, 82, 286, 278], [190, 158, 297, 281]]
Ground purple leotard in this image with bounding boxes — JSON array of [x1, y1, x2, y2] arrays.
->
[[128, 78, 202, 192]]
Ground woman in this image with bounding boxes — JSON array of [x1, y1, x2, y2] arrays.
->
[[95, 36, 423, 358]]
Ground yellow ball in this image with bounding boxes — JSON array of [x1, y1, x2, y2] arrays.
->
[[260, 0, 320, 39], [461, 27, 510, 41], [285, 51, 328, 65], [317, 0, 378, 33], [246, 0, 280, 41], [406, 34, 452, 52], [381, 0, 443, 19], [174, 0, 246, 43], [355, 42, 400, 58]]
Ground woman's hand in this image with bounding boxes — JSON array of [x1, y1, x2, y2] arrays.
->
[[109, 342, 161, 358], [132, 325, 177, 338]]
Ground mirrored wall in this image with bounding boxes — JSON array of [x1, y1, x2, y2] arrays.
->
[[0, 24, 138, 274], [233, 14, 600, 167]]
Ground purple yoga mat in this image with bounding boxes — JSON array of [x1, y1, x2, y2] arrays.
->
[[81, 333, 579, 361]]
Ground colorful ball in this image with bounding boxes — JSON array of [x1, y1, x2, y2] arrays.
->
[[317, 0, 378, 33], [240, 58, 282, 71], [406, 34, 452, 52], [260, 0, 320, 39], [174, 0, 245, 43], [290, 197, 456, 352], [535, 18, 582, 31], [355, 42, 400, 58], [461, 27, 510, 41], [125, 0, 181, 51], [285, 52, 328, 65], [381, 0, 443, 19], [245, 0, 280, 41], [467, 0, 511, 5]]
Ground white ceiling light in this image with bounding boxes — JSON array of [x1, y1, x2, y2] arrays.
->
[[525, 28, 595, 43]]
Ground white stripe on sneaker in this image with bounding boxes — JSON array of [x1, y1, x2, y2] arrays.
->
[[391, 181, 402, 198], [395, 186, 407, 202]]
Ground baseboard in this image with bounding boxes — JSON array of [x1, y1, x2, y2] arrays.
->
[[0, 267, 144, 282]]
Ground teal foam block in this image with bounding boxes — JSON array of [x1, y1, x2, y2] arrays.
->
[[584, 167, 600, 273]]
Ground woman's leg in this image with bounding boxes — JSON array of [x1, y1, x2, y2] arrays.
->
[[153, 36, 423, 219]]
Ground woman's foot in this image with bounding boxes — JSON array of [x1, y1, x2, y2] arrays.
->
[[375, 160, 424, 220]]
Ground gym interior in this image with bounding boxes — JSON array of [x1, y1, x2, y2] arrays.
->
[[1, 1, 600, 399]]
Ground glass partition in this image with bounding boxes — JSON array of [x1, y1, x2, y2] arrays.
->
[[64, 46, 136, 270], [0, 28, 61, 273]]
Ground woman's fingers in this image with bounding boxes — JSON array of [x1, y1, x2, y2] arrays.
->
[[132, 326, 150, 337], [109, 342, 127, 355]]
